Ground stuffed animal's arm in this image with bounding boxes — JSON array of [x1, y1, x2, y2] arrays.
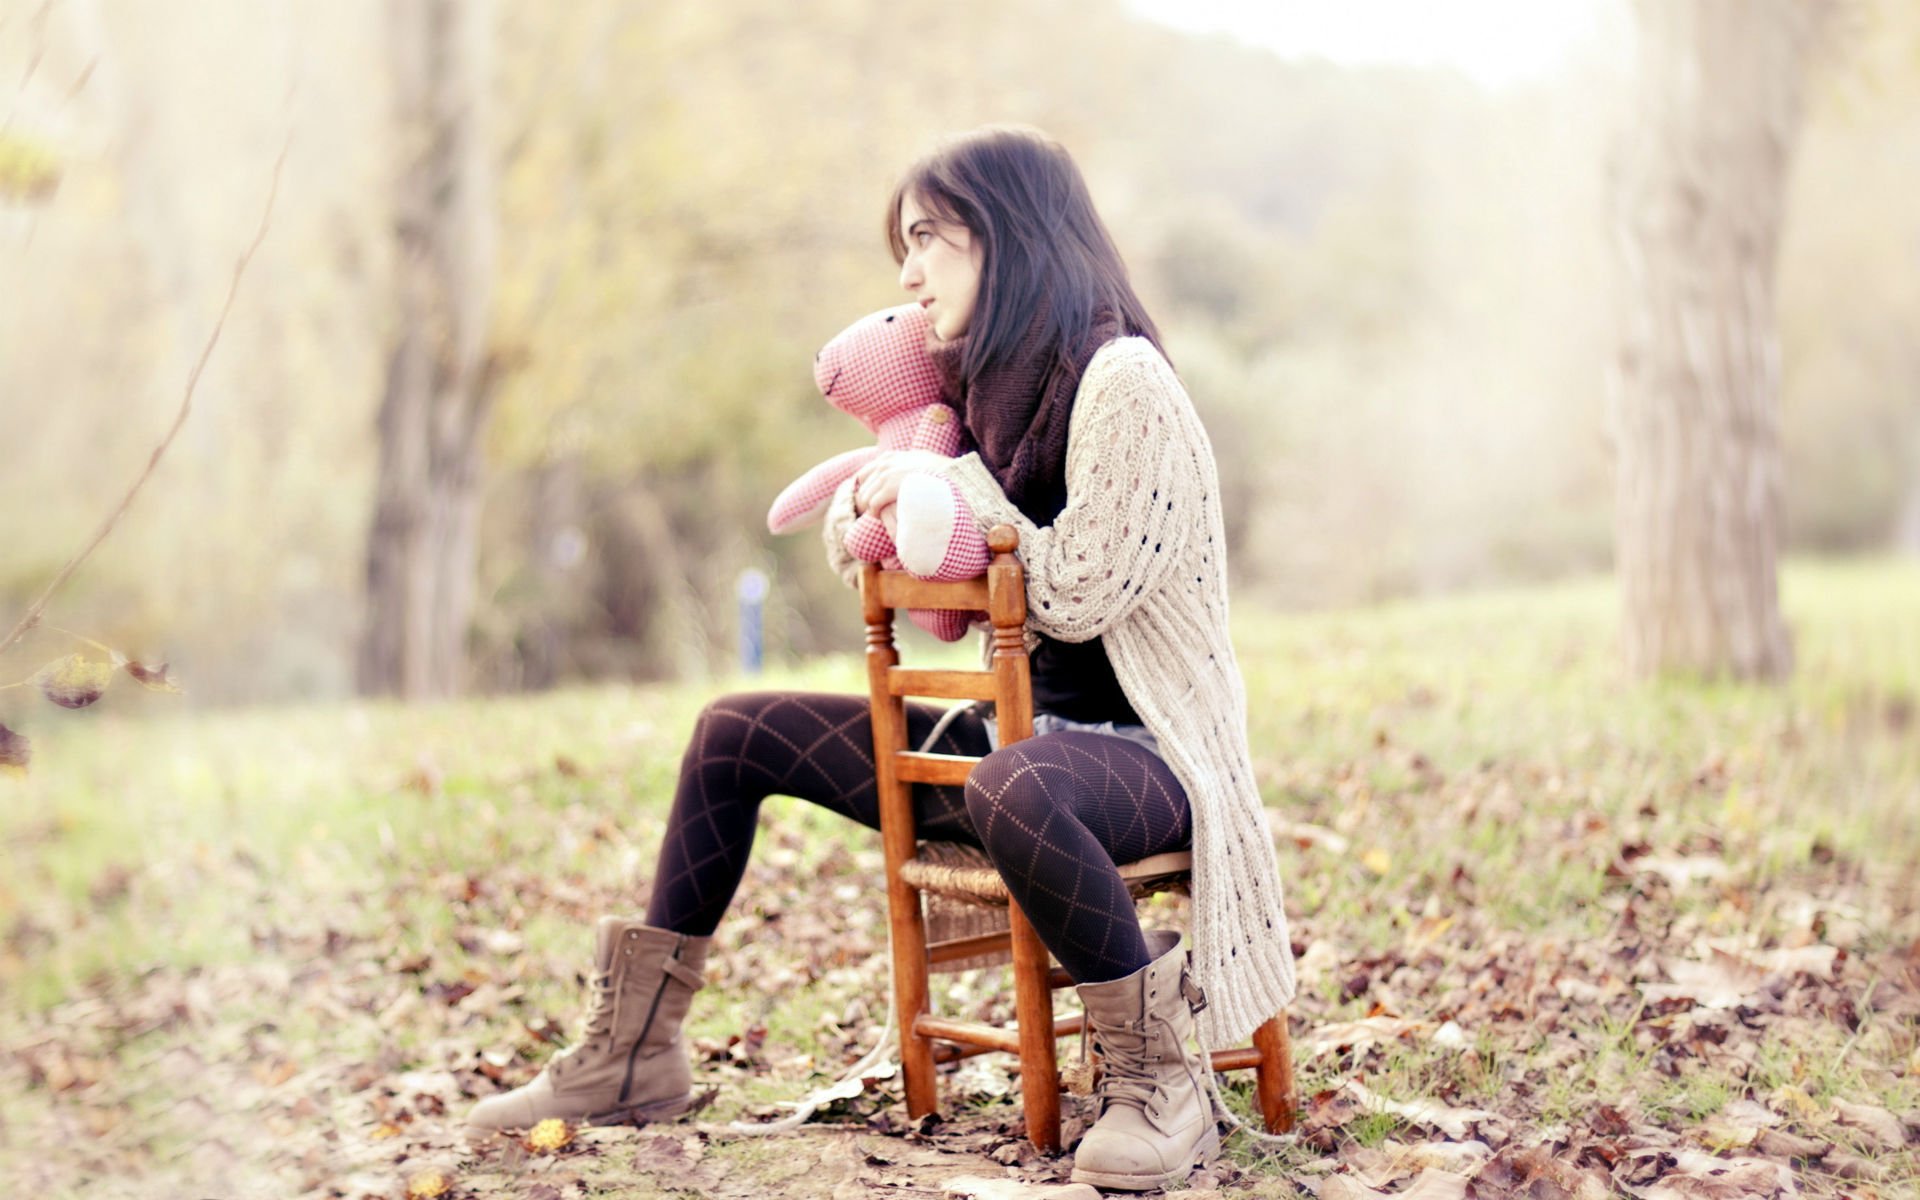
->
[[768, 446, 878, 535], [820, 476, 864, 590]]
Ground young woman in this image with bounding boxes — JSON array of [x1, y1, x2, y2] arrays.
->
[[466, 126, 1296, 1193]]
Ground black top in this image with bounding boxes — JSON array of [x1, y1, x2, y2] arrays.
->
[[1030, 633, 1141, 725]]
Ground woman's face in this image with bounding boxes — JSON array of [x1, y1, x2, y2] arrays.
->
[[897, 194, 983, 342]]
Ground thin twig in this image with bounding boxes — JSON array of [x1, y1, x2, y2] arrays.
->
[[43, 622, 119, 660], [0, 133, 289, 659]]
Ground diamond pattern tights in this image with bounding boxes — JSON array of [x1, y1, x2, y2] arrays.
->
[[643, 691, 1192, 984]]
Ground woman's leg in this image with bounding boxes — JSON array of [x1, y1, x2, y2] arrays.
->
[[644, 691, 988, 935], [961, 730, 1192, 985], [965, 731, 1212, 1189], [468, 690, 988, 1132]]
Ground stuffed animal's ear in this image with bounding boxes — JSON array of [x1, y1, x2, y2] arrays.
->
[[767, 446, 878, 534]]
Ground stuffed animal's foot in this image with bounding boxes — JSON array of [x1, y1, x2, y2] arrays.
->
[[896, 474, 990, 580], [906, 607, 975, 642]]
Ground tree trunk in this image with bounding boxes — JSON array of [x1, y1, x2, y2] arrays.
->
[[359, 0, 497, 699], [1607, 0, 1817, 681], [1900, 401, 1920, 555]]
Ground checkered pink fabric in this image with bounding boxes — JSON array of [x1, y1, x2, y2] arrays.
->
[[907, 477, 992, 580], [904, 602, 974, 642], [813, 304, 945, 432], [843, 513, 898, 564], [767, 446, 877, 535], [770, 304, 991, 640]]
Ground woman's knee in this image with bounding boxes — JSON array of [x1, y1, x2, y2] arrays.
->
[[686, 691, 780, 760], [964, 741, 1065, 831]]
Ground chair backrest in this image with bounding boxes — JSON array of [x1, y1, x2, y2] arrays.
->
[[859, 525, 1030, 968], [860, 525, 1032, 790]]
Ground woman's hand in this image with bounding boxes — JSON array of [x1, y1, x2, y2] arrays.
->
[[852, 450, 951, 516]]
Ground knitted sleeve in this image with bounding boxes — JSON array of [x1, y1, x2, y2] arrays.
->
[[938, 339, 1199, 644], [820, 475, 863, 590]]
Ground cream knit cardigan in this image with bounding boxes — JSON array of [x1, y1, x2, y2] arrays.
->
[[823, 336, 1297, 1049]]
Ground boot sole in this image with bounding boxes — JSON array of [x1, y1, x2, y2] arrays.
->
[[585, 1092, 698, 1126], [1069, 1124, 1221, 1192]]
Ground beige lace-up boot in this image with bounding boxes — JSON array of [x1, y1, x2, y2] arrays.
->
[[1068, 938, 1220, 1191], [465, 917, 711, 1132]]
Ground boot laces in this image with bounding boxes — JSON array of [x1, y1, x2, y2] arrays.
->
[[550, 968, 617, 1077], [1092, 1019, 1163, 1114]]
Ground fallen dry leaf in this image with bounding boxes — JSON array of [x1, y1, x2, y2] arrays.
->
[[1302, 1017, 1435, 1060], [1634, 1149, 1795, 1199], [1345, 1081, 1501, 1140], [1348, 1140, 1491, 1189], [1633, 855, 1729, 889], [0, 720, 28, 775], [1705, 940, 1838, 978], [1768, 1086, 1822, 1122], [1640, 957, 1768, 1009], [1828, 1098, 1906, 1151], [1470, 1143, 1610, 1200], [34, 653, 114, 709], [941, 1175, 1101, 1199], [1699, 1098, 1779, 1150], [1820, 1149, 1884, 1180], [1269, 816, 1352, 855], [121, 657, 182, 693], [1327, 1169, 1472, 1200], [949, 1056, 1015, 1100], [1754, 1128, 1829, 1165]]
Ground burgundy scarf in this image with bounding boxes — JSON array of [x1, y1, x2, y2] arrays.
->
[[928, 295, 1123, 525]]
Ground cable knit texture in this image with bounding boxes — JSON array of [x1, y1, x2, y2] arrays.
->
[[824, 337, 1297, 1049]]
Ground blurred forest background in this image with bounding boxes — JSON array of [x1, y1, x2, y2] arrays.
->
[[1, 0, 1916, 705]]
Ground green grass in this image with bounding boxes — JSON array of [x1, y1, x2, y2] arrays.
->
[[2, 558, 1917, 1197]]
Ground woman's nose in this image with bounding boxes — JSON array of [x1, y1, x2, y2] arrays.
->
[[899, 255, 920, 291]]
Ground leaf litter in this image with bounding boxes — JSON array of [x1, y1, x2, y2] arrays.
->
[[3, 656, 1919, 1197]]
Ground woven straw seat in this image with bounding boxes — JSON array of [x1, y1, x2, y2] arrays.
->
[[903, 840, 1194, 906]]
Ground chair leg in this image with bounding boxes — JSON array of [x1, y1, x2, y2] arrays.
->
[[886, 881, 938, 1120], [1006, 901, 1061, 1152], [1251, 1014, 1297, 1134]]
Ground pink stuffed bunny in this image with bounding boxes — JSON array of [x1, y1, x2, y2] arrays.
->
[[767, 304, 989, 640]]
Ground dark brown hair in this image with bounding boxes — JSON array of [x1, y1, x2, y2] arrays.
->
[[885, 126, 1164, 381]]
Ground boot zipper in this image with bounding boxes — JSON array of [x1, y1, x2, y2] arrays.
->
[[618, 933, 684, 1105]]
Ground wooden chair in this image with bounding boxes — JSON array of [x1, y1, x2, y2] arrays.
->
[[861, 525, 1296, 1153]]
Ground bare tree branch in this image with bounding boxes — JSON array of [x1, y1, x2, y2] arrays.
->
[[0, 133, 289, 659]]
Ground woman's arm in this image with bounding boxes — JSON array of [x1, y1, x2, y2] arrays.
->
[[820, 475, 864, 590], [938, 341, 1202, 642]]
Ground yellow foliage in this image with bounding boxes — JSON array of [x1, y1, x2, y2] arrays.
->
[[0, 132, 61, 202], [1770, 1084, 1821, 1121], [525, 1117, 574, 1152]]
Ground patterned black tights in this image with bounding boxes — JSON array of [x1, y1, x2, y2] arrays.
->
[[643, 691, 1192, 984]]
